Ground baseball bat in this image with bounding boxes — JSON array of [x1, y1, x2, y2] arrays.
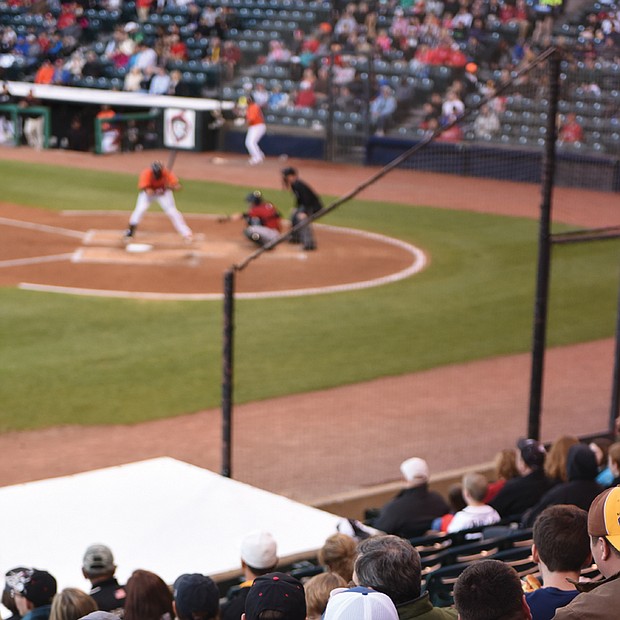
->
[[166, 149, 178, 171]]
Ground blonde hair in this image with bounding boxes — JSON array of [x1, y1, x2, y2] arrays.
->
[[493, 449, 519, 481], [50, 589, 97, 620], [544, 435, 579, 482], [317, 533, 358, 583], [462, 472, 489, 503], [304, 572, 346, 619]]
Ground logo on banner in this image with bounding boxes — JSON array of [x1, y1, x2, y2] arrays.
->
[[164, 108, 196, 149]]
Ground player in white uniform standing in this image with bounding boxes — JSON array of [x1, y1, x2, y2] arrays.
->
[[123, 161, 193, 243]]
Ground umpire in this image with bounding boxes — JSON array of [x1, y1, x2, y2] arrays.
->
[[282, 167, 322, 251]]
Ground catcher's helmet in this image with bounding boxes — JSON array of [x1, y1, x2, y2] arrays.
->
[[151, 161, 163, 179], [281, 166, 297, 177], [245, 190, 263, 205]]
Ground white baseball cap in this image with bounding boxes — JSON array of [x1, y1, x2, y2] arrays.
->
[[400, 457, 429, 484], [324, 587, 399, 620], [240, 531, 278, 569]]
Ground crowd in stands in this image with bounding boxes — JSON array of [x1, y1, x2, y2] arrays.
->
[[0, 0, 619, 152], [4, 428, 620, 620]]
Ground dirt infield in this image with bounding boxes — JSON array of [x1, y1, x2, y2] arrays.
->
[[1, 146, 618, 504]]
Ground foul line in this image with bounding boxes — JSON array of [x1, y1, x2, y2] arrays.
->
[[0, 216, 85, 239], [18, 225, 427, 301], [0, 253, 75, 268]]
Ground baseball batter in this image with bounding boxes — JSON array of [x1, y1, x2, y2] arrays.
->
[[123, 161, 193, 243], [282, 166, 323, 251]]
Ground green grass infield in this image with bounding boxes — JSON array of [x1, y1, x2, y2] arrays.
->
[[0, 160, 617, 431]]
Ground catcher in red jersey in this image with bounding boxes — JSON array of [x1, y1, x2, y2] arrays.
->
[[226, 190, 282, 247], [123, 161, 193, 243]]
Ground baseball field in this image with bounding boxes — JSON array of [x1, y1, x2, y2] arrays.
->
[[1, 147, 618, 502]]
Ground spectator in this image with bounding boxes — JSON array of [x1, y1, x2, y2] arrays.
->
[[173, 574, 219, 620], [9, 570, 57, 620], [545, 436, 579, 484], [524, 505, 590, 620], [432, 484, 467, 532], [267, 84, 289, 109], [453, 560, 531, 620], [589, 437, 614, 486], [554, 487, 620, 618], [369, 457, 450, 538], [353, 534, 458, 619], [221, 531, 278, 620], [558, 113, 584, 144], [304, 573, 346, 620], [295, 80, 317, 108], [243, 573, 305, 620], [81, 544, 126, 613], [473, 104, 500, 140], [124, 570, 173, 620], [3, 568, 29, 620], [446, 472, 501, 533], [34, 59, 54, 84], [252, 83, 269, 108], [607, 442, 620, 487], [124, 67, 144, 92], [485, 448, 520, 503], [148, 66, 171, 95], [441, 89, 465, 124], [49, 589, 97, 620], [489, 438, 552, 520], [521, 443, 603, 528], [370, 84, 397, 136], [323, 587, 399, 620], [317, 533, 357, 583]]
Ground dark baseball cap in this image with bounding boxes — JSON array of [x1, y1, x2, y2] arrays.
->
[[10, 569, 57, 606], [173, 574, 219, 620], [245, 573, 306, 620], [281, 167, 297, 176], [517, 438, 546, 469]]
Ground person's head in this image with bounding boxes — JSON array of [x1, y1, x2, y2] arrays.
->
[[447, 484, 466, 513], [544, 436, 579, 482], [50, 588, 97, 620], [453, 560, 531, 620], [516, 438, 546, 474], [323, 587, 398, 620], [532, 504, 590, 573], [124, 569, 174, 620], [588, 486, 620, 578], [494, 449, 519, 481], [240, 531, 278, 576], [242, 573, 306, 620], [304, 572, 346, 620], [173, 574, 219, 620], [9, 569, 57, 616], [317, 534, 358, 583], [245, 190, 264, 206], [589, 437, 612, 468], [82, 544, 116, 581], [151, 161, 163, 179], [281, 166, 297, 187], [608, 442, 620, 476], [462, 472, 489, 505], [353, 534, 422, 605], [3, 567, 29, 618], [566, 443, 598, 481], [399, 457, 429, 488]]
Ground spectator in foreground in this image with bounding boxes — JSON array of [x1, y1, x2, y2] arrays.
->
[[173, 574, 219, 620], [589, 437, 613, 487], [544, 436, 579, 484], [49, 589, 97, 620], [317, 533, 357, 583], [9, 570, 57, 620], [81, 544, 126, 613], [490, 438, 551, 520], [221, 531, 278, 620], [124, 570, 173, 620], [323, 587, 399, 620], [558, 113, 584, 144], [370, 457, 450, 538], [607, 442, 620, 487], [521, 443, 602, 528], [304, 572, 347, 620], [524, 505, 590, 620], [554, 486, 620, 618], [446, 472, 501, 533], [3, 568, 29, 620], [353, 534, 457, 619], [242, 573, 305, 620], [453, 560, 531, 620]]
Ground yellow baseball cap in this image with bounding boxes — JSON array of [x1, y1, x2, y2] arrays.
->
[[588, 486, 620, 552]]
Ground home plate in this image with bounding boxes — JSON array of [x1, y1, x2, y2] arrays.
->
[[126, 243, 153, 253]]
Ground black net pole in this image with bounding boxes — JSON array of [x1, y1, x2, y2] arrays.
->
[[221, 268, 235, 478], [610, 268, 620, 434], [528, 51, 561, 441]]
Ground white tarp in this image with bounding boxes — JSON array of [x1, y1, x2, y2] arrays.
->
[[0, 458, 341, 597]]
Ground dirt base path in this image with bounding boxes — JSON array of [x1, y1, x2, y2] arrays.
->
[[1, 146, 618, 504]]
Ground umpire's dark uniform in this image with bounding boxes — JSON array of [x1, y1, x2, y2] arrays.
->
[[284, 168, 322, 250]]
